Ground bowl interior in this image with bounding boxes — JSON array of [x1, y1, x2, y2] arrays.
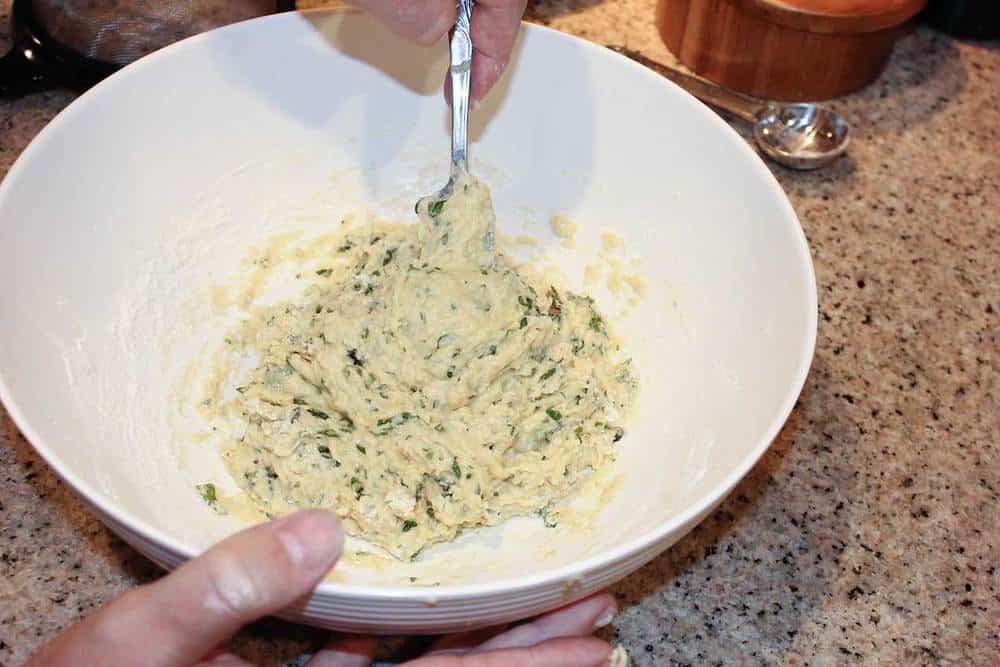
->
[[0, 11, 815, 593]]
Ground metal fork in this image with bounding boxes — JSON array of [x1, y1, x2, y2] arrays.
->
[[423, 0, 474, 204], [441, 0, 474, 197], [418, 0, 493, 254]]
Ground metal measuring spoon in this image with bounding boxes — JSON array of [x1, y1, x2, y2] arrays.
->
[[608, 46, 851, 170]]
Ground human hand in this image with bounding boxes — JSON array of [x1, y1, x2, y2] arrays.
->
[[348, 0, 527, 101], [26, 510, 619, 666]]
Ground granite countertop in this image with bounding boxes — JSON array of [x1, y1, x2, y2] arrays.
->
[[1, 1, 996, 664]]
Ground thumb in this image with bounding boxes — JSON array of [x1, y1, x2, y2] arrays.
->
[[28, 510, 343, 667]]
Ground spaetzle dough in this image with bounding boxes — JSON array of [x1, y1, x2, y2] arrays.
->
[[211, 177, 636, 559]]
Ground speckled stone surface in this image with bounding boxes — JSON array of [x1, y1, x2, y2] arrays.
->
[[1, 1, 997, 665]]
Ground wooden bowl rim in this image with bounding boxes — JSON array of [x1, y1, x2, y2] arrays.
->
[[730, 0, 928, 34]]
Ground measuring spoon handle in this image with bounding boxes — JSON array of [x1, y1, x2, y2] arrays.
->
[[607, 46, 761, 123]]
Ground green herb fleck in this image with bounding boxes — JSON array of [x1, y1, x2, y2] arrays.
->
[[316, 268, 333, 277], [540, 368, 556, 381], [428, 200, 445, 217], [574, 425, 584, 442], [318, 445, 332, 459], [235, 386, 248, 394], [307, 408, 330, 420], [589, 314, 604, 332], [546, 407, 562, 421], [356, 444, 367, 454], [375, 412, 413, 435], [382, 248, 397, 266], [451, 459, 462, 478], [402, 519, 418, 532], [197, 483, 217, 505]]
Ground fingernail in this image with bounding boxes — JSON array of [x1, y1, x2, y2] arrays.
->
[[277, 510, 343, 571], [594, 604, 618, 630], [607, 645, 630, 667]]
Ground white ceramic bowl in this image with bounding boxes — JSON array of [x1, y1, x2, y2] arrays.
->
[[0, 10, 816, 633]]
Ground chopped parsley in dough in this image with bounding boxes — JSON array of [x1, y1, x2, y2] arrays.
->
[[212, 176, 636, 560]]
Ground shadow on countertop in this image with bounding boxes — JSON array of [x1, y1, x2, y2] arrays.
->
[[829, 26, 969, 139], [526, 0, 607, 21], [603, 351, 866, 663], [0, 415, 161, 588]]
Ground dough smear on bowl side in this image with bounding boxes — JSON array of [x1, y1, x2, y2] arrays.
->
[[204, 176, 637, 560]]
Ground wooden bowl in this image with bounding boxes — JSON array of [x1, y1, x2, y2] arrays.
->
[[656, 0, 928, 100]]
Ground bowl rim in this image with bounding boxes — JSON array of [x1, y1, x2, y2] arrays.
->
[[0, 8, 818, 601]]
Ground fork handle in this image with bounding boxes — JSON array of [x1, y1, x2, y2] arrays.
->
[[448, 0, 475, 178]]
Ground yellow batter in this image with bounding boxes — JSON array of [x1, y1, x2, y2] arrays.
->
[[208, 176, 636, 560]]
